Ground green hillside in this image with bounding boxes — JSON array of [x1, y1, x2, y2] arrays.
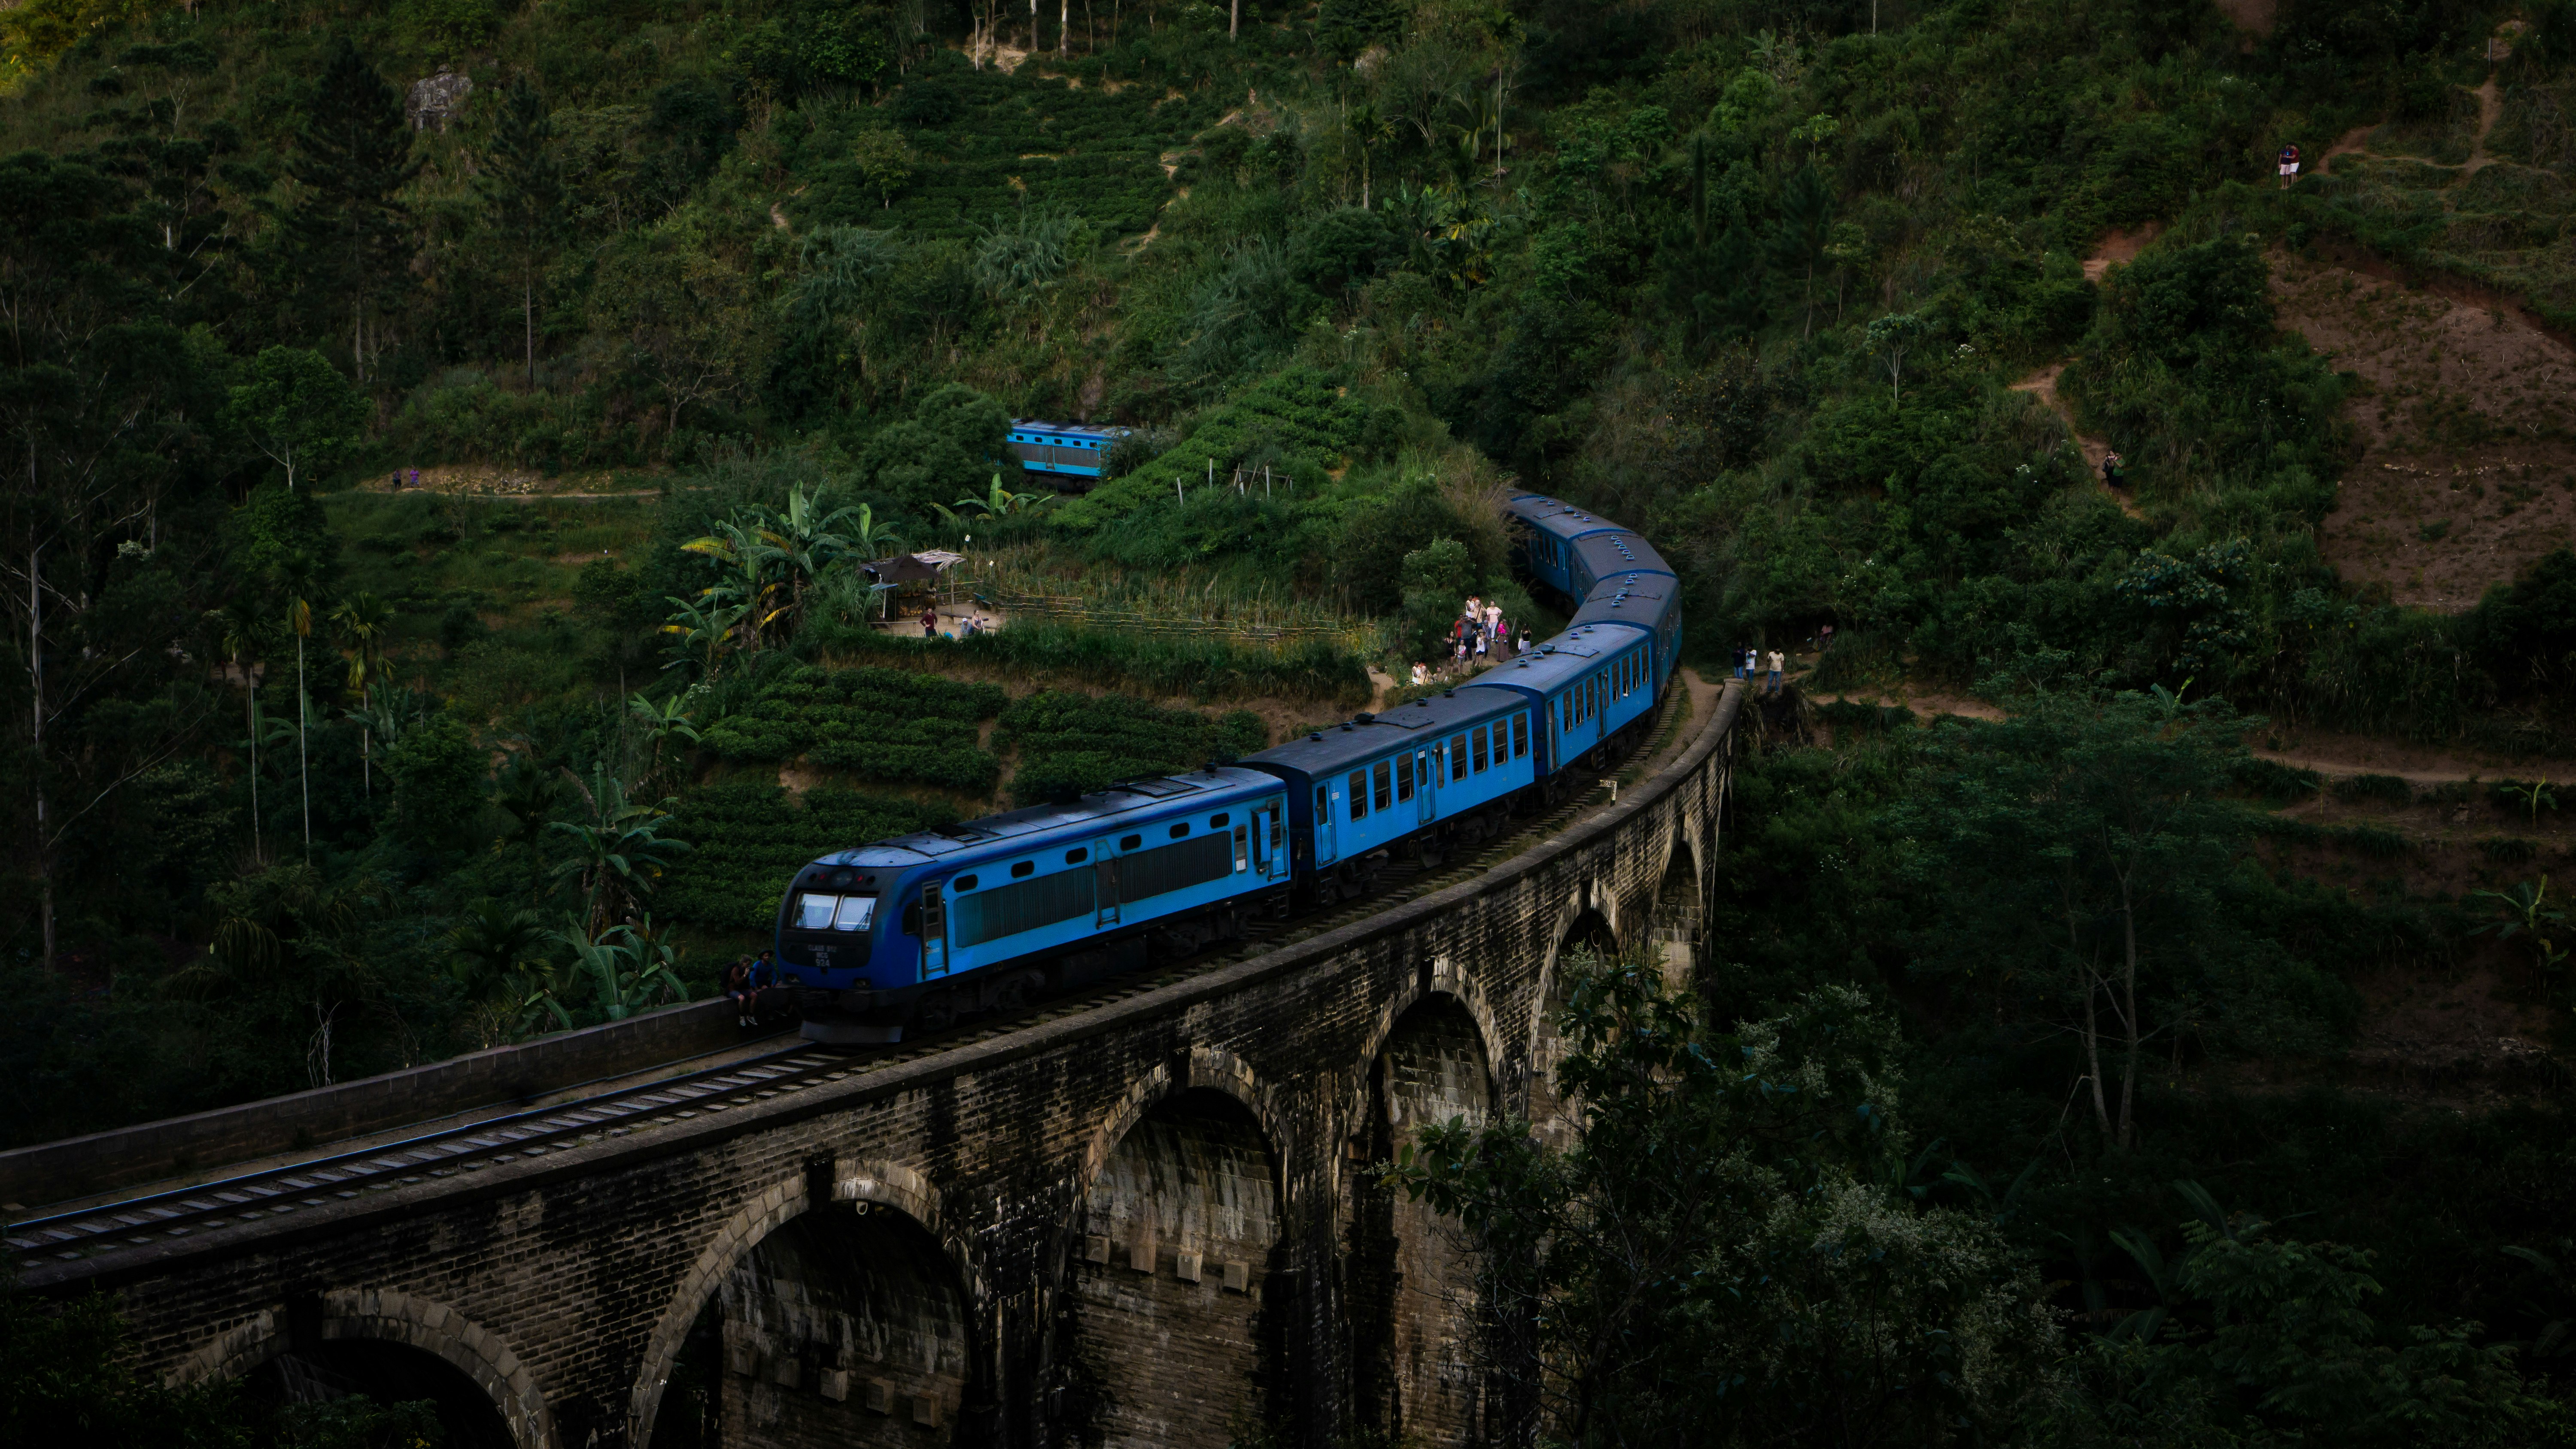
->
[[8, 0, 2576, 1436]]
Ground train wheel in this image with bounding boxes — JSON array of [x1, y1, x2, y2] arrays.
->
[[914, 991, 958, 1034], [988, 970, 1042, 1013]]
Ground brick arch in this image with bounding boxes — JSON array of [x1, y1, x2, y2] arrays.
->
[[164, 1291, 547, 1448], [1075, 1045, 1297, 1207], [1339, 960, 1507, 1157], [625, 1161, 978, 1445]]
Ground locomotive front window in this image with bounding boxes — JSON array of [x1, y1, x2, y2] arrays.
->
[[796, 893, 839, 930], [832, 895, 876, 931]]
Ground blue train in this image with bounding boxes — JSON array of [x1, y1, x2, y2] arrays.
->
[[776, 490, 1685, 1043], [1008, 420, 1129, 486]]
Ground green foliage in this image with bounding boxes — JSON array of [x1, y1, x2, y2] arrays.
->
[[696, 664, 1005, 792], [994, 690, 1267, 804], [2334, 773, 2415, 805], [857, 383, 1013, 517], [806, 619, 1373, 704], [1386, 955, 2062, 1447], [226, 347, 369, 491], [659, 779, 955, 933], [383, 713, 486, 849]]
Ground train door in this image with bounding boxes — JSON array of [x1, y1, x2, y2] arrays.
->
[[1316, 782, 1338, 864], [1416, 749, 1435, 825], [920, 880, 948, 978], [1094, 839, 1121, 927]]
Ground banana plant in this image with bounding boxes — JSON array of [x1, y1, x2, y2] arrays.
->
[[659, 591, 749, 679], [2470, 876, 2566, 985], [546, 768, 691, 936], [628, 691, 703, 794], [933, 472, 1055, 526], [547, 915, 687, 1023]]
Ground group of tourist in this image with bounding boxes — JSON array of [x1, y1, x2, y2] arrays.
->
[[917, 606, 993, 639], [722, 951, 780, 1027], [1411, 595, 1522, 686]]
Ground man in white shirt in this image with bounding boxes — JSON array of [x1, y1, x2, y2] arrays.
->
[[1766, 649, 1784, 694]]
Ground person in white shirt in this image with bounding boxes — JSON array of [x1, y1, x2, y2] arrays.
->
[[1766, 649, 1784, 694]]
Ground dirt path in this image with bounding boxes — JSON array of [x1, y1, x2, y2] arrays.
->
[[1807, 675, 2576, 785], [2005, 362, 2147, 520], [2313, 27, 2514, 179]]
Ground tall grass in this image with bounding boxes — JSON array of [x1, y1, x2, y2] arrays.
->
[[802, 618, 1373, 704]]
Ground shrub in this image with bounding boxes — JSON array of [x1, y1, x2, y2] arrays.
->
[[2479, 836, 2540, 864], [659, 779, 957, 933], [996, 691, 1268, 804], [698, 665, 1005, 793], [2235, 758, 2323, 803], [2329, 824, 2411, 858], [1817, 699, 1917, 734]]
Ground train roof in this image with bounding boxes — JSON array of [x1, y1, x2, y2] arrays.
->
[[1571, 530, 1674, 580], [1242, 688, 1526, 778], [1008, 419, 1130, 439], [1571, 573, 1680, 631], [1505, 493, 1627, 546], [809, 766, 1279, 871], [1462, 625, 1643, 696]]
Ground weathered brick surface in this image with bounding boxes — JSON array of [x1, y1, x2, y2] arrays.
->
[[27, 685, 1739, 1449]]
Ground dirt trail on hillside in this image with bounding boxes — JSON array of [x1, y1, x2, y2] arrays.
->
[[2002, 224, 2175, 522], [1809, 675, 2576, 784]]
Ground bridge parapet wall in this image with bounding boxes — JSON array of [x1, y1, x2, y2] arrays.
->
[[30, 681, 1740, 1449]]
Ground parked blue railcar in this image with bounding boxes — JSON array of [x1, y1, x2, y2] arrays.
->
[[1240, 687, 1535, 904], [778, 767, 1288, 1042], [1009, 419, 1129, 485]]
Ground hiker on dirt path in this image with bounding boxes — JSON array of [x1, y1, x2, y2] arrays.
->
[[1766, 649, 1785, 696], [2278, 143, 2300, 185], [2101, 452, 2126, 489]]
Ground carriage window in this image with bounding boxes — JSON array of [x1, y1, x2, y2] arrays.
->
[[1066, 848, 1088, 864], [1348, 770, 1369, 819], [1372, 761, 1393, 810], [1120, 834, 1141, 850], [1451, 733, 1469, 781], [1473, 726, 1489, 773], [1396, 755, 1415, 803], [1209, 813, 1228, 827], [1012, 861, 1034, 878], [1170, 823, 1189, 838], [1513, 711, 1529, 757], [832, 895, 875, 931], [953, 875, 979, 891], [1316, 785, 1329, 818]]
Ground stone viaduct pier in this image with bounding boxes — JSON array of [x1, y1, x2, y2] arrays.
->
[[20, 682, 1740, 1449]]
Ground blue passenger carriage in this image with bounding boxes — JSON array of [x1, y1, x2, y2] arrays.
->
[[1568, 571, 1684, 690], [778, 768, 1289, 1042], [1466, 622, 1663, 779], [1240, 688, 1537, 905], [1506, 492, 1628, 602], [1008, 419, 1129, 486]]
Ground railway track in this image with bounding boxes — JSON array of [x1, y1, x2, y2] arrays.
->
[[6, 685, 1690, 1265]]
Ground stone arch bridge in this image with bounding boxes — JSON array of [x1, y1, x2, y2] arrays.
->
[[26, 685, 1740, 1449]]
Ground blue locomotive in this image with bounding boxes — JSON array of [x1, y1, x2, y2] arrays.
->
[[1008, 420, 1129, 486], [775, 491, 1686, 1043]]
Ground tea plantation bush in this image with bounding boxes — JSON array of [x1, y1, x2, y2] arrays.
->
[[808, 621, 1373, 705], [997, 691, 1269, 805], [660, 780, 958, 934], [699, 665, 1007, 793]]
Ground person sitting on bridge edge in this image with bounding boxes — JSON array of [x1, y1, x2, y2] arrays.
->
[[723, 955, 757, 1027]]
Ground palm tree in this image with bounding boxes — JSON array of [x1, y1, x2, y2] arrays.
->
[[216, 603, 268, 858], [276, 552, 325, 858], [447, 898, 548, 1047], [331, 592, 393, 796]]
